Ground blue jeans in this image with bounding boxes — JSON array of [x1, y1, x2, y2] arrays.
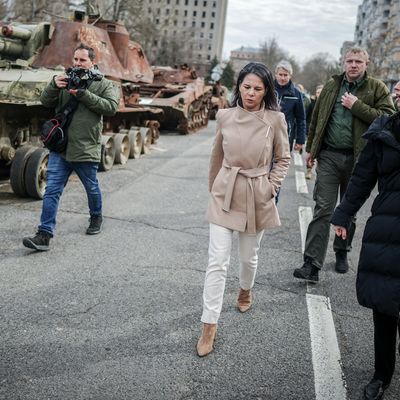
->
[[39, 152, 102, 236]]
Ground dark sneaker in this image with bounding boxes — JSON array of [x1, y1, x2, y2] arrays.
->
[[23, 231, 51, 251], [86, 215, 103, 235], [335, 251, 349, 273], [364, 378, 389, 400], [293, 262, 319, 283]]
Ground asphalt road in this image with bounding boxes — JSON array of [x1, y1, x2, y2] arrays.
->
[[0, 121, 399, 400]]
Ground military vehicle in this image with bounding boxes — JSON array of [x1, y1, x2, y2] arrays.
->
[[139, 65, 212, 134], [209, 81, 229, 120], [0, 9, 162, 199]]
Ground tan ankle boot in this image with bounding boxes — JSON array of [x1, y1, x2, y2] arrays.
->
[[237, 288, 252, 312], [196, 323, 217, 357]]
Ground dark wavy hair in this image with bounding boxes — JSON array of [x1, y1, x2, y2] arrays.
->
[[230, 62, 279, 111]]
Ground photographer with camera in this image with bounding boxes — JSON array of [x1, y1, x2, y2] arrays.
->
[[23, 43, 120, 251]]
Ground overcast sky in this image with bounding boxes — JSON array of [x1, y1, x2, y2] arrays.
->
[[222, 0, 361, 64]]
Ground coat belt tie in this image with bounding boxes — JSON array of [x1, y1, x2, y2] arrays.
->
[[222, 161, 268, 234]]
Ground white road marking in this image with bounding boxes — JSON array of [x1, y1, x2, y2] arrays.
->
[[298, 206, 347, 400], [298, 206, 313, 253], [306, 294, 347, 400], [296, 171, 308, 194], [293, 152, 303, 166]]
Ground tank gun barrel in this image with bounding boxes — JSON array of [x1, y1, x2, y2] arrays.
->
[[1, 25, 32, 41], [0, 37, 24, 57]]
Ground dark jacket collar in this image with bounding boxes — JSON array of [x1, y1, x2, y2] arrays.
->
[[332, 71, 368, 85], [363, 113, 400, 151]]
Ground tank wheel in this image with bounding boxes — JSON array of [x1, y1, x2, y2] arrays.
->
[[99, 135, 115, 172], [186, 106, 194, 133], [24, 147, 49, 200], [140, 127, 152, 154], [114, 133, 130, 165], [209, 108, 217, 120], [145, 120, 160, 144], [128, 127, 143, 159], [10, 145, 36, 197]]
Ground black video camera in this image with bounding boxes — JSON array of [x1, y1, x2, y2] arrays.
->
[[65, 67, 103, 90]]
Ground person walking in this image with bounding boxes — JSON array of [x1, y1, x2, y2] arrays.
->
[[23, 43, 120, 251], [331, 102, 400, 400], [274, 60, 306, 152], [293, 47, 395, 282], [197, 62, 291, 357]]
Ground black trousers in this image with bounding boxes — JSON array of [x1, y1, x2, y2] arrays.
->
[[373, 309, 400, 384]]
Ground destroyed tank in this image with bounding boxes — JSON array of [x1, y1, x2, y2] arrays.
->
[[139, 65, 212, 134], [0, 10, 162, 199]]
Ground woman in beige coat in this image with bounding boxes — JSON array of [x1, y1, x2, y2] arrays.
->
[[197, 62, 291, 357]]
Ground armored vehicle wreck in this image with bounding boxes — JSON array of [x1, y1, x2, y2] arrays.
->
[[139, 65, 212, 134], [0, 10, 162, 199]]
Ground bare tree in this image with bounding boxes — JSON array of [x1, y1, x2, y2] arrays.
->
[[259, 37, 299, 76], [296, 52, 341, 93], [9, 0, 78, 21]]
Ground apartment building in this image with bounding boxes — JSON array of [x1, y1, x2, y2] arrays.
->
[[143, 0, 228, 66], [229, 46, 262, 77], [348, 0, 400, 86]]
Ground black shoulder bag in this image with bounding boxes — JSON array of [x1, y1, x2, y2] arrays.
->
[[40, 97, 79, 153]]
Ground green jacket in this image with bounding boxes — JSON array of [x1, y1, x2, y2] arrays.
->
[[40, 77, 120, 162], [306, 72, 395, 158]]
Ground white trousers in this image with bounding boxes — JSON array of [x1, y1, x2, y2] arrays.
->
[[201, 223, 265, 324]]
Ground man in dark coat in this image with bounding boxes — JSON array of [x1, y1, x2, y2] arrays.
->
[[274, 60, 306, 152], [293, 47, 395, 282], [331, 109, 400, 400]]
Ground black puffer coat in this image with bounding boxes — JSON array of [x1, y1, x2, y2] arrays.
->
[[331, 114, 400, 317]]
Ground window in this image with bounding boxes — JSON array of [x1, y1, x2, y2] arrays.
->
[[156, 18, 160, 24], [166, 8, 170, 15], [183, 20, 187, 26], [157, 8, 160, 14], [192, 21, 196, 27], [213, 1, 216, 7], [175, 9, 178, 15], [207, 55, 211, 60], [204, 1, 207, 5], [174, 20, 177, 26], [195, 0, 198, 5], [208, 44, 212, 50], [176, 0, 180, 4], [153, 39, 158, 46], [209, 32, 213, 39], [211, 11, 215, 18], [198, 54, 202, 59], [200, 32, 204, 38], [184, 10, 188, 16], [199, 44, 203, 50], [210, 22, 214, 29], [202, 11, 206, 18], [193, 11, 197, 16], [201, 22, 205, 28], [167, 0, 170, 3]]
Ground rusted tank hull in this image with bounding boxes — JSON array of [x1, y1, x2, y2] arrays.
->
[[139, 66, 212, 134]]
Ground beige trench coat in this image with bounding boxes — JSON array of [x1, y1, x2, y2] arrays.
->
[[206, 104, 291, 234]]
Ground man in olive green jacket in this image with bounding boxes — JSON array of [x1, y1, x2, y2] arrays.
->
[[293, 47, 395, 282], [23, 43, 120, 251]]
